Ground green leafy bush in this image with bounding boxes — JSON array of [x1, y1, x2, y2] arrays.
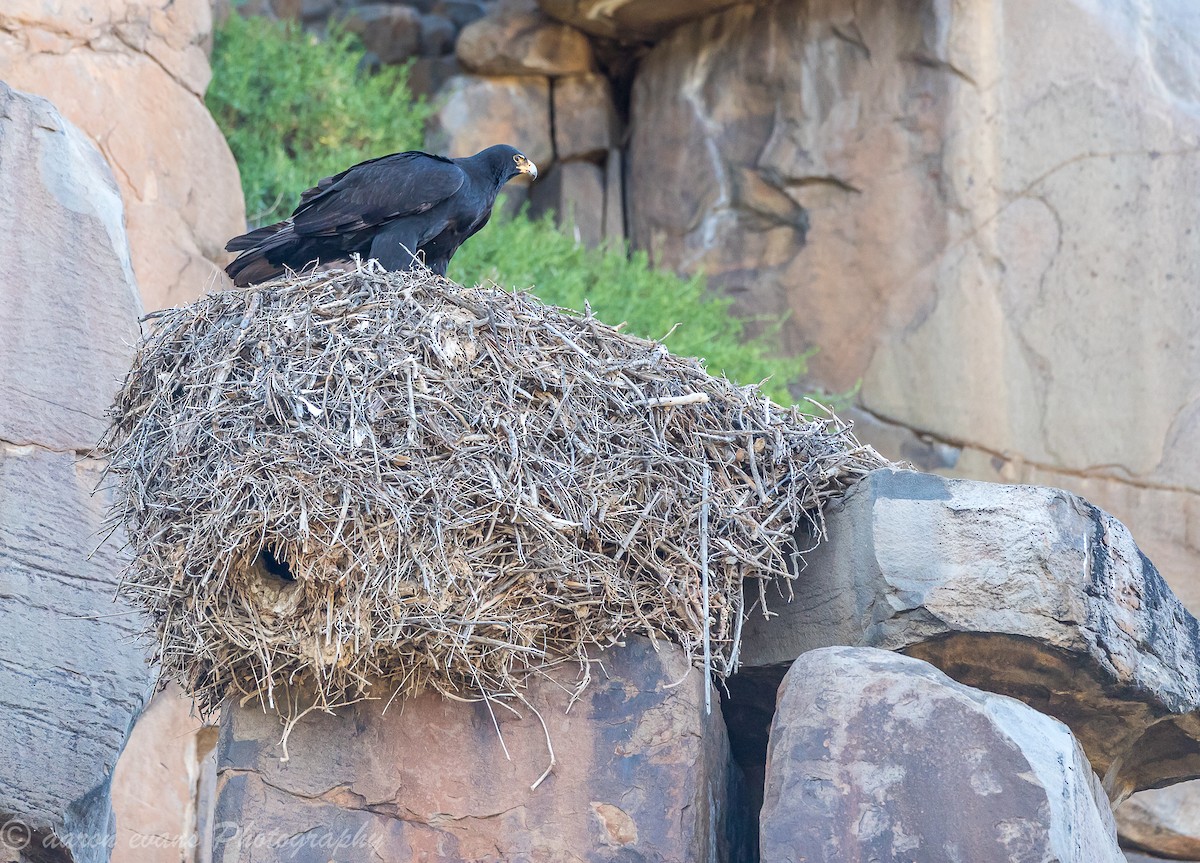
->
[[206, 13, 811, 403], [449, 209, 808, 403], [206, 14, 433, 224]]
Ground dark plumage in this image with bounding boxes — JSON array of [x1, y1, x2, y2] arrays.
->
[[224, 144, 538, 287]]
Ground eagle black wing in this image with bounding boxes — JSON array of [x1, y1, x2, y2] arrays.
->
[[290, 151, 466, 237], [224, 151, 468, 287]]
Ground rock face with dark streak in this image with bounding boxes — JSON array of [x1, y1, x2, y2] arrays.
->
[[213, 638, 733, 862], [0, 82, 152, 863], [623, 0, 1200, 613], [761, 647, 1125, 863], [740, 468, 1200, 801]]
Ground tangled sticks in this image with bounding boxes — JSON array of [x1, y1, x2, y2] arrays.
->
[[102, 262, 883, 717]]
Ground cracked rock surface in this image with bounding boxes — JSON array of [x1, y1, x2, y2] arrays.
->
[[0, 0, 246, 310], [741, 468, 1200, 801], [761, 647, 1124, 863], [626, 0, 1200, 606], [214, 638, 734, 862], [0, 82, 153, 863]]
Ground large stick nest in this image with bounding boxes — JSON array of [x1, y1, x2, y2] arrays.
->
[[102, 262, 884, 714]]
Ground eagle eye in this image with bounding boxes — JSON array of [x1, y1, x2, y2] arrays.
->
[[513, 154, 520, 162]]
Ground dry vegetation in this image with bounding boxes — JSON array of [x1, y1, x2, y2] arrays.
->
[[102, 263, 884, 723]]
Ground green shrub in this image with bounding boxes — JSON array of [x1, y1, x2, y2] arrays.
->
[[449, 209, 809, 403], [206, 14, 433, 225], [206, 14, 812, 404]]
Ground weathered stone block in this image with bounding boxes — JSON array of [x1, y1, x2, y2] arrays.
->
[[741, 468, 1200, 800], [418, 13, 457, 56], [530, 160, 606, 247], [457, 0, 594, 76], [408, 55, 461, 98], [603, 147, 624, 242], [110, 684, 217, 863], [552, 74, 618, 161], [761, 647, 1124, 863], [426, 73, 553, 167], [624, 0, 1200, 607], [341, 4, 423, 64], [1117, 780, 1200, 861], [213, 638, 731, 862], [538, 0, 756, 40], [0, 83, 142, 453]]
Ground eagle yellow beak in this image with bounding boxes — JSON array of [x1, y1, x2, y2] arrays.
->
[[516, 156, 538, 180]]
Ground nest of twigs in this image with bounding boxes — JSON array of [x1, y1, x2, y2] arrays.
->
[[102, 262, 884, 716]]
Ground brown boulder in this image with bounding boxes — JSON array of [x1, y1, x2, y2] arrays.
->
[[1118, 781, 1200, 861], [530, 160, 606, 247], [426, 73, 554, 167], [212, 638, 732, 862], [457, 0, 594, 76], [110, 685, 218, 863], [538, 0, 757, 41], [762, 647, 1125, 863], [553, 74, 618, 160], [0, 0, 246, 310], [740, 468, 1200, 801], [341, 4, 423, 65]]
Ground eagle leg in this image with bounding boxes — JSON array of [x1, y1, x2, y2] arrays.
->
[[369, 222, 424, 272]]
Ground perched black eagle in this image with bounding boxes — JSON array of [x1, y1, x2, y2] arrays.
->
[[224, 144, 538, 287]]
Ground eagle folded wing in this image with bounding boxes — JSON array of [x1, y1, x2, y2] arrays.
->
[[291, 152, 466, 237]]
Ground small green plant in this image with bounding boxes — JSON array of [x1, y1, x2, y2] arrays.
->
[[206, 14, 433, 225], [449, 209, 809, 403], [206, 14, 812, 403]]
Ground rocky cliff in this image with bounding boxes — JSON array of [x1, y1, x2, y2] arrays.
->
[[0, 0, 246, 310], [622, 0, 1200, 621], [265, 0, 1200, 635], [0, 80, 153, 863]]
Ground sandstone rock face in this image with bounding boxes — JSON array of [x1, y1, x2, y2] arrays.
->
[[342, 4, 423, 64], [426, 74, 553, 168], [741, 468, 1200, 800], [538, 0, 754, 40], [0, 89, 140, 453], [0, 82, 153, 862], [0, 0, 246, 310], [530, 160, 606, 247], [626, 0, 1200, 608], [457, 0, 594, 76], [110, 685, 217, 863], [553, 74, 617, 161], [214, 638, 731, 862], [1118, 781, 1200, 861], [761, 647, 1124, 863]]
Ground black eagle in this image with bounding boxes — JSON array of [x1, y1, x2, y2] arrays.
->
[[224, 144, 538, 287]]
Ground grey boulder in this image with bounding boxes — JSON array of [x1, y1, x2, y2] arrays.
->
[[761, 647, 1124, 863], [0, 82, 152, 862], [741, 468, 1200, 800]]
